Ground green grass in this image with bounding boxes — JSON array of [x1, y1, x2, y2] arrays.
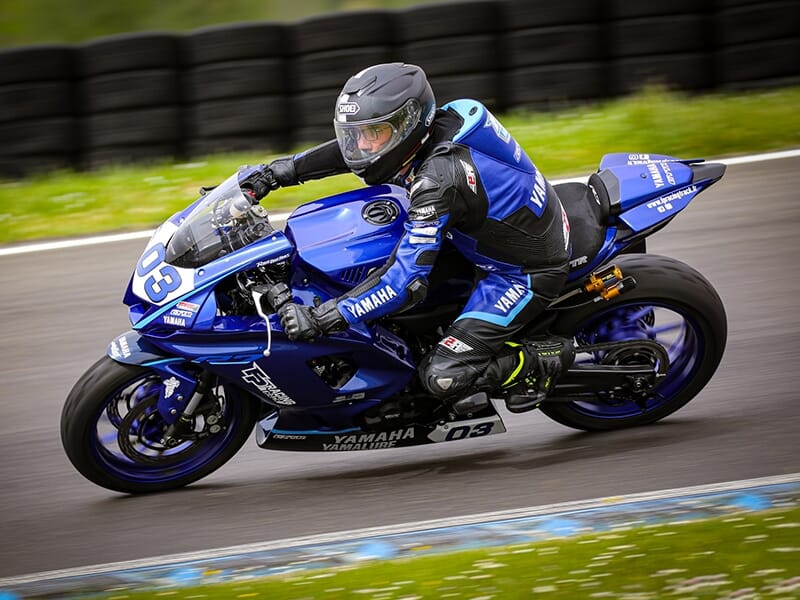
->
[[88, 506, 800, 599], [0, 0, 446, 47], [1, 85, 799, 245]]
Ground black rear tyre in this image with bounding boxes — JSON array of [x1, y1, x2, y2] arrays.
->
[[542, 254, 727, 431]]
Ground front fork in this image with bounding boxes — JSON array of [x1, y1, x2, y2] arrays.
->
[[107, 330, 201, 426]]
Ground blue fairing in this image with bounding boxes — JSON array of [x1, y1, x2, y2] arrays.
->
[[124, 231, 295, 330], [285, 184, 409, 289], [562, 153, 719, 280], [115, 183, 418, 429], [600, 153, 695, 213]]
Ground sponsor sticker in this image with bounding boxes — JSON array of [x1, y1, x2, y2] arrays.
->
[[409, 224, 439, 246], [338, 102, 360, 116], [345, 284, 398, 319], [647, 163, 665, 188], [646, 185, 697, 213], [163, 377, 180, 399], [529, 170, 547, 211], [660, 161, 676, 185], [241, 362, 295, 405], [109, 336, 132, 360], [569, 255, 589, 269], [322, 427, 415, 451], [494, 283, 530, 314], [409, 204, 438, 221], [163, 315, 186, 327], [439, 336, 474, 353], [484, 111, 511, 143], [561, 205, 571, 251], [424, 105, 435, 127], [460, 160, 477, 194]]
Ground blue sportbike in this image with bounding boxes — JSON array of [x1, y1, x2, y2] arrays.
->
[[61, 153, 727, 494]]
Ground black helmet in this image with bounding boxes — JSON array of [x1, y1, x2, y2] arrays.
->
[[333, 63, 436, 185]]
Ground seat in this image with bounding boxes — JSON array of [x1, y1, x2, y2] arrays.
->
[[553, 181, 609, 272]]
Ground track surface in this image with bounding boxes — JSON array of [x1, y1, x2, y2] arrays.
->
[[0, 157, 797, 578]]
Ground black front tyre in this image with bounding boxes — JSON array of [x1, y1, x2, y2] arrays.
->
[[61, 356, 259, 494], [542, 254, 727, 431]]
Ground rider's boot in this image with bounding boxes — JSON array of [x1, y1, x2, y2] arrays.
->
[[449, 391, 490, 416], [477, 337, 575, 414]]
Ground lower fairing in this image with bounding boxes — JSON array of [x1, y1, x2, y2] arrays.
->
[[256, 407, 507, 451]]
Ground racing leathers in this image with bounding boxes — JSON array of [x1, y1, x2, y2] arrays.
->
[[266, 99, 572, 402]]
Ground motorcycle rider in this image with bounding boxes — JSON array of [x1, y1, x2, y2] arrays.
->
[[243, 63, 574, 414]]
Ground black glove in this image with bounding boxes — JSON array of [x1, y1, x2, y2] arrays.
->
[[278, 299, 347, 341], [240, 164, 279, 201]]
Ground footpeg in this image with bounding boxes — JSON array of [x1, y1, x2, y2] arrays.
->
[[451, 392, 489, 416], [505, 393, 543, 414]]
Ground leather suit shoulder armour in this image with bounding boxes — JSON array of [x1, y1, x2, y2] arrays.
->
[[444, 99, 535, 175]]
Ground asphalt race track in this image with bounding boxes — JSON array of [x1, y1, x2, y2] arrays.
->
[[0, 155, 798, 578]]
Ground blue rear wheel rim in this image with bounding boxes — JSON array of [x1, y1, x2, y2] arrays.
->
[[571, 302, 704, 419]]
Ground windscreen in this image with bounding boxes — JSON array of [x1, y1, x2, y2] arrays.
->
[[164, 172, 274, 268]]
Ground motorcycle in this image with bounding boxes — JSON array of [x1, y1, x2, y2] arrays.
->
[[61, 152, 727, 494]]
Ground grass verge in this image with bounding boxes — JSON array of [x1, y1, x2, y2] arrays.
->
[[87, 506, 800, 599], [1, 86, 799, 245]]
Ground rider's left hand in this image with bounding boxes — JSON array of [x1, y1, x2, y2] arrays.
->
[[279, 303, 321, 341]]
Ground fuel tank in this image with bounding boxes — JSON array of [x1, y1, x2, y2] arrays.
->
[[285, 184, 409, 287]]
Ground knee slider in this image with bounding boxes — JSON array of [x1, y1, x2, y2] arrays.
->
[[418, 352, 481, 399]]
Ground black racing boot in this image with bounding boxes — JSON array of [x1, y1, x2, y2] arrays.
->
[[504, 337, 575, 413]]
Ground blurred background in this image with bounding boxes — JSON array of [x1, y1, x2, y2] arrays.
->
[[0, 0, 449, 46], [1, 0, 798, 180]]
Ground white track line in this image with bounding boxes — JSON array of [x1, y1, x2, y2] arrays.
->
[[1, 472, 797, 586], [1, 148, 799, 259]]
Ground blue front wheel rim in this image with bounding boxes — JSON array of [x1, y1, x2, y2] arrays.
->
[[89, 373, 244, 485]]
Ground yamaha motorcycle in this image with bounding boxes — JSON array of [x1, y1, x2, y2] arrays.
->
[[61, 152, 727, 494]]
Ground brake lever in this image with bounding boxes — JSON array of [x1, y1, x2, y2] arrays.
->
[[251, 282, 293, 357], [251, 287, 273, 357]]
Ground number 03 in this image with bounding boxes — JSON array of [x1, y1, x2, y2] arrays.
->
[[444, 422, 494, 441], [136, 243, 182, 302]]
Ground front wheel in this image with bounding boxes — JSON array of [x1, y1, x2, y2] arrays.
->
[[542, 254, 727, 431], [60, 356, 259, 494]]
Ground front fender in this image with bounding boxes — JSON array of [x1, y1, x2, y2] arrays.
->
[[108, 330, 168, 365], [107, 330, 198, 425]]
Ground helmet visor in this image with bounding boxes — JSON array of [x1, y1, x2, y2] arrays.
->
[[334, 98, 422, 168]]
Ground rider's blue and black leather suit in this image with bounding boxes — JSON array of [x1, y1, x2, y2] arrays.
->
[[274, 100, 571, 398]]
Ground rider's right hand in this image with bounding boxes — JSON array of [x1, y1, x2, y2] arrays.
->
[[241, 164, 279, 201]]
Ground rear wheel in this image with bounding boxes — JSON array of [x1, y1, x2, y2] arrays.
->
[[61, 356, 258, 494], [542, 254, 727, 431]]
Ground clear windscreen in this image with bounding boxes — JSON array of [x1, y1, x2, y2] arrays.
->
[[164, 172, 274, 268]]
